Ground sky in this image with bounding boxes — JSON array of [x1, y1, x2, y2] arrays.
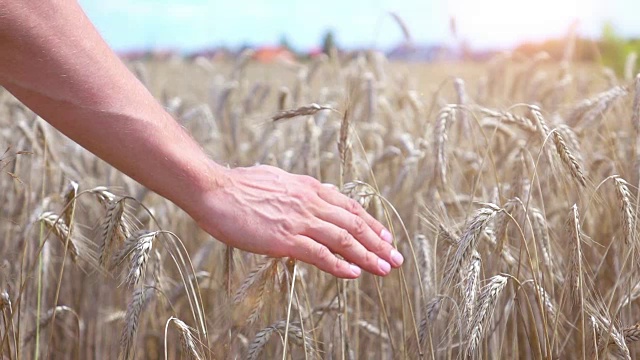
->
[[78, 0, 640, 53]]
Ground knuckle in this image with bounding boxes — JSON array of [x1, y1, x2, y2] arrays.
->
[[333, 257, 345, 273], [371, 240, 388, 254], [295, 193, 310, 205], [314, 244, 332, 261], [346, 198, 362, 214], [352, 216, 368, 237], [299, 175, 319, 187], [280, 219, 297, 235], [337, 229, 354, 249], [363, 251, 378, 267]]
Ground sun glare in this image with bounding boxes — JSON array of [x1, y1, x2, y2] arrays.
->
[[447, 0, 598, 47]]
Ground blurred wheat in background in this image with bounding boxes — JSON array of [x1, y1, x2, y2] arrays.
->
[[2, 45, 640, 359]]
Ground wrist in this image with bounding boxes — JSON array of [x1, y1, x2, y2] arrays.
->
[[178, 160, 232, 225]]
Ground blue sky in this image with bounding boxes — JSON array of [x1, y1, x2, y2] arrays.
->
[[78, 0, 640, 52]]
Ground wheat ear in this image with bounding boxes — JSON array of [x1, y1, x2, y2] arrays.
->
[[613, 176, 636, 245], [442, 203, 500, 290], [271, 103, 334, 122], [434, 106, 455, 187], [119, 287, 153, 360], [168, 317, 203, 360], [99, 199, 126, 268], [247, 320, 316, 360], [38, 212, 78, 262], [466, 275, 508, 356]]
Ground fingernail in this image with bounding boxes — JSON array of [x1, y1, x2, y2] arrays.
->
[[380, 229, 393, 243], [350, 264, 362, 277], [391, 249, 404, 267], [378, 258, 391, 274]]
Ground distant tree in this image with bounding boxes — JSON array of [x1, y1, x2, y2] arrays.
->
[[321, 30, 337, 55], [597, 22, 640, 77], [449, 16, 457, 40], [279, 34, 294, 53], [600, 21, 626, 73]]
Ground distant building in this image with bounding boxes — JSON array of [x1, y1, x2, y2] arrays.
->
[[187, 48, 233, 62], [307, 47, 325, 59], [253, 46, 296, 63], [387, 44, 460, 62]]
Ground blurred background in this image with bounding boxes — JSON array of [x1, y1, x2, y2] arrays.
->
[[6, 2, 640, 359], [79, 0, 640, 73]]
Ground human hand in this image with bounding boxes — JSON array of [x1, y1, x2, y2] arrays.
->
[[191, 164, 404, 278]]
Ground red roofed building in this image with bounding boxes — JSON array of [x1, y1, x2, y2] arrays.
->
[[253, 46, 296, 63]]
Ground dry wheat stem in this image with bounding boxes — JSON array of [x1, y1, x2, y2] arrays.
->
[[633, 74, 640, 133]]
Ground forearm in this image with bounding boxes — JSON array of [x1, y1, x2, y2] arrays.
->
[[0, 0, 224, 214], [0, 0, 403, 278]]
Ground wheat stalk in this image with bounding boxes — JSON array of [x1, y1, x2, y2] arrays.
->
[[341, 181, 375, 209], [494, 197, 519, 253], [466, 275, 508, 356], [633, 74, 640, 133], [613, 176, 636, 246], [568, 86, 627, 126], [234, 258, 280, 325], [461, 251, 481, 333], [623, 323, 640, 344], [357, 320, 390, 341], [271, 103, 334, 122], [479, 108, 537, 133], [434, 106, 455, 187], [552, 130, 587, 187], [23, 305, 73, 344], [338, 106, 353, 181], [61, 180, 78, 229], [531, 208, 555, 273], [38, 212, 78, 262], [247, 320, 316, 360], [99, 199, 126, 268], [591, 311, 631, 360], [168, 317, 203, 360], [119, 286, 154, 360], [567, 204, 585, 304], [415, 234, 434, 294], [442, 203, 500, 290], [112, 230, 159, 286]]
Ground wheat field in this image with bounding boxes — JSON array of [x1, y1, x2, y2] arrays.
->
[[1, 51, 640, 359]]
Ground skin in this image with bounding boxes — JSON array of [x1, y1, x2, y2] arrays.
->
[[0, 0, 404, 278]]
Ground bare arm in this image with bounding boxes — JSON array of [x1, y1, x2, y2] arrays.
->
[[0, 0, 403, 278]]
